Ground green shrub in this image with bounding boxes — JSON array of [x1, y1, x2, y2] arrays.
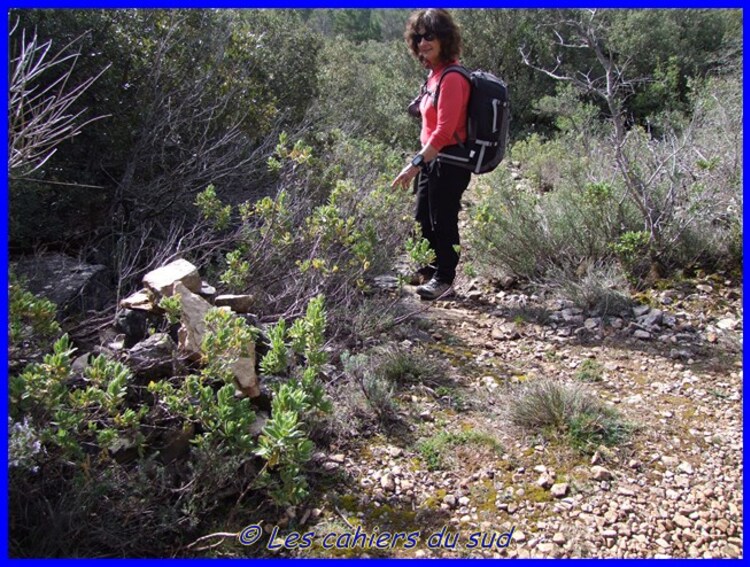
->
[[149, 307, 260, 455], [288, 294, 327, 368], [210, 131, 412, 345], [468, 152, 639, 284], [201, 307, 258, 384], [508, 133, 577, 192], [8, 273, 60, 351], [260, 318, 289, 376], [609, 231, 652, 280], [10, 334, 146, 460], [405, 230, 437, 270], [254, 295, 333, 506], [469, 69, 741, 288], [9, 295, 333, 552], [255, 396, 315, 506], [149, 377, 257, 454], [310, 37, 421, 149], [158, 294, 182, 325], [195, 184, 232, 231]]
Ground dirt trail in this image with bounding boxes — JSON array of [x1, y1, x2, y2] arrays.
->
[[290, 274, 742, 559]]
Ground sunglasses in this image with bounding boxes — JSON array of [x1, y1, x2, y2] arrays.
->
[[413, 32, 436, 44]]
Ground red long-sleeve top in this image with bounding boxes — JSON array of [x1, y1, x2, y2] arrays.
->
[[419, 60, 470, 151]]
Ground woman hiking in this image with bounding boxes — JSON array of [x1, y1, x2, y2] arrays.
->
[[392, 8, 471, 301]]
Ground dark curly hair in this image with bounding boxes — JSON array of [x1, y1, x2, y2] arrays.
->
[[404, 8, 462, 64]]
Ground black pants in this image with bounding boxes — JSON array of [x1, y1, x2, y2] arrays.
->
[[414, 160, 471, 284]]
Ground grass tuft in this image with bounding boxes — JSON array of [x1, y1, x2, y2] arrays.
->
[[575, 359, 604, 383], [418, 429, 503, 471], [509, 379, 631, 453]]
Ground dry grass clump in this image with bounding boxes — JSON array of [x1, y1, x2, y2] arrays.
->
[[509, 378, 631, 453]]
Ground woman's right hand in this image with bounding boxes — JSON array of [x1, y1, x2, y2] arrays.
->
[[391, 164, 419, 190]]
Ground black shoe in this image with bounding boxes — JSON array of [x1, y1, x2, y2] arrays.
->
[[416, 277, 453, 300], [408, 265, 436, 286]]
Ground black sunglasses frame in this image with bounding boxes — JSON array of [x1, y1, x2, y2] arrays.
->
[[413, 32, 436, 44]]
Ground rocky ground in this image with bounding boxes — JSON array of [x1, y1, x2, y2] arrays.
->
[[254, 271, 743, 559], [12, 197, 742, 560]]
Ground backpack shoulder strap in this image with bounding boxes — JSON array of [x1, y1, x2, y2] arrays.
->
[[432, 64, 471, 108], [420, 76, 429, 94]]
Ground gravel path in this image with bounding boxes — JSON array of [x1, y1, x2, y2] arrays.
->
[[281, 276, 742, 559]]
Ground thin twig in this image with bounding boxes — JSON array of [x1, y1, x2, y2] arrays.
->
[[9, 176, 107, 189], [186, 531, 238, 550], [333, 504, 355, 530], [226, 474, 263, 526]]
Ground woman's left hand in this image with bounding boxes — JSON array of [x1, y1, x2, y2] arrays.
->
[[391, 164, 419, 190]]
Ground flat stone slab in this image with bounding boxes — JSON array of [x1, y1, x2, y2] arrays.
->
[[174, 281, 212, 357], [120, 289, 155, 311], [143, 259, 201, 298], [215, 294, 255, 313], [232, 356, 260, 398]]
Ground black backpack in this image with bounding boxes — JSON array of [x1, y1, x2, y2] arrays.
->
[[431, 65, 510, 174]]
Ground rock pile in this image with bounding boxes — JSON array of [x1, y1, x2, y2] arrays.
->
[[117, 258, 260, 397]]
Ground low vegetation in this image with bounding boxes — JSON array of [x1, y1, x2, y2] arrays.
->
[[7, 7, 740, 558], [509, 379, 632, 454], [575, 359, 604, 383], [418, 429, 504, 471], [9, 286, 334, 555]]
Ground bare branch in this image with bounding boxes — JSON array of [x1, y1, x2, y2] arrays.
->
[[8, 23, 111, 177]]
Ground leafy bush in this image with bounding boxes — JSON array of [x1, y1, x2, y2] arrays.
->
[[9, 333, 147, 461], [508, 133, 576, 193], [9, 293, 335, 554], [157, 294, 183, 325], [405, 230, 437, 272], [469, 67, 741, 291], [199, 131, 412, 343], [310, 37, 421, 149], [666, 73, 743, 271], [195, 184, 232, 231], [149, 377, 257, 454], [255, 295, 332, 506], [468, 158, 639, 284], [255, 389, 316, 506], [8, 273, 60, 352], [260, 318, 289, 376], [200, 307, 258, 383]]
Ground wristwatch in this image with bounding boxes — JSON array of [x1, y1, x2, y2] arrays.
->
[[411, 153, 426, 171]]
